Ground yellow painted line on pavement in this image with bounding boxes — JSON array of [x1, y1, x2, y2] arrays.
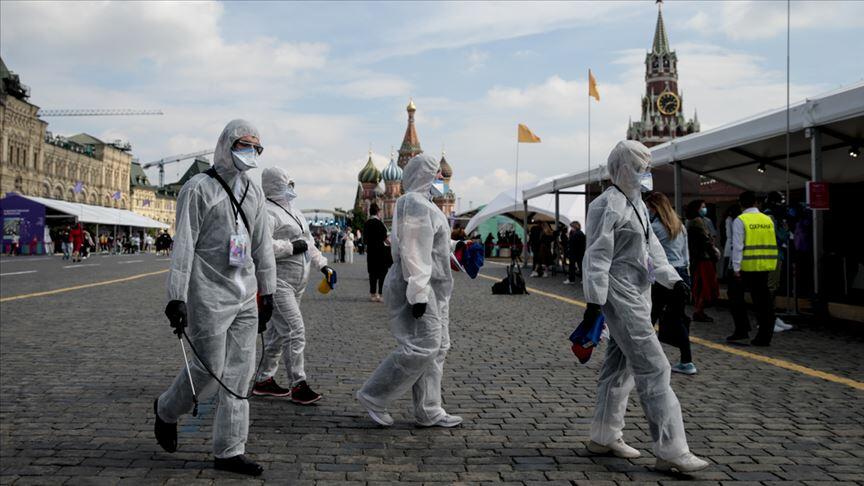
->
[[477, 273, 587, 307], [476, 271, 864, 391], [688, 336, 864, 391], [0, 269, 168, 303]]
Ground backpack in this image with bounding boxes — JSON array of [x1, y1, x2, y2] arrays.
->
[[492, 263, 529, 295]]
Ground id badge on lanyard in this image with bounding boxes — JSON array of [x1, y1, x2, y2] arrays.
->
[[229, 222, 249, 267]]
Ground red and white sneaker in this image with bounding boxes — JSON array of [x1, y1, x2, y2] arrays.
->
[[290, 381, 322, 405], [252, 377, 291, 397]]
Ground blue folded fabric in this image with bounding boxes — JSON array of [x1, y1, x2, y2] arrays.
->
[[569, 313, 605, 364], [462, 242, 485, 279]]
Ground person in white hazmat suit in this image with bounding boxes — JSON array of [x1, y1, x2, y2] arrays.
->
[[154, 119, 276, 477], [251, 166, 335, 404], [356, 154, 463, 428], [581, 140, 709, 473]]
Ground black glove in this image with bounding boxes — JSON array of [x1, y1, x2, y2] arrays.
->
[[412, 303, 427, 319], [258, 294, 274, 334], [321, 265, 335, 278], [673, 280, 691, 304], [455, 240, 466, 252], [580, 303, 602, 328], [165, 300, 187, 338], [291, 239, 308, 255]]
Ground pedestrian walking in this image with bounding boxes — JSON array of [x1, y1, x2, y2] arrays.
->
[[726, 191, 778, 347], [686, 200, 719, 322], [60, 226, 71, 260], [356, 154, 462, 429], [69, 223, 84, 262], [154, 119, 276, 476], [563, 221, 586, 284], [345, 230, 355, 264], [580, 141, 707, 473], [363, 203, 390, 302], [251, 167, 334, 404], [646, 192, 696, 375], [721, 203, 742, 281], [762, 192, 793, 333], [43, 225, 53, 255]]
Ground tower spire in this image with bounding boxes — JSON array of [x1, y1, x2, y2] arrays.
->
[[398, 98, 422, 168], [652, 0, 670, 54]]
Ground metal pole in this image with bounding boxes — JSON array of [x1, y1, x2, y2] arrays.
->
[[522, 199, 529, 269], [784, 0, 796, 315], [809, 128, 823, 303], [673, 161, 683, 216], [555, 191, 561, 272]]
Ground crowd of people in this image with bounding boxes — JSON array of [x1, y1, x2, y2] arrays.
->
[[148, 119, 798, 478], [3, 225, 175, 259]]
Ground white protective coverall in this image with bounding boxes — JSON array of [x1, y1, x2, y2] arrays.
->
[[158, 119, 276, 458], [358, 154, 454, 424], [256, 167, 328, 386], [583, 140, 689, 460]]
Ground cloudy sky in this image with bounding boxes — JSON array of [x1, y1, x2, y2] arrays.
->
[[2, 1, 862, 211]]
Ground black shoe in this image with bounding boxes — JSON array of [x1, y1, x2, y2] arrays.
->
[[214, 454, 263, 476], [725, 334, 749, 343], [290, 381, 322, 405], [693, 312, 714, 323], [252, 377, 292, 398], [153, 398, 177, 453], [751, 339, 771, 347]]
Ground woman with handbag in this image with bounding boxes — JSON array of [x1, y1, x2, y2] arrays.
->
[[647, 192, 696, 375]]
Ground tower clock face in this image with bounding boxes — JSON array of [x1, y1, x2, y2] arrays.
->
[[657, 91, 680, 115]]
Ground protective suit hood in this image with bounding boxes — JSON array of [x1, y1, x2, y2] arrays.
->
[[402, 154, 439, 195], [608, 140, 651, 200], [262, 166, 294, 202], [214, 119, 260, 180]]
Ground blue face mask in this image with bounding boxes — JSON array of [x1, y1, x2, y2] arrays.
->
[[639, 172, 654, 192], [699, 207, 708, 217], [231, 148, 259, 171], [430, 179, 445, 198]]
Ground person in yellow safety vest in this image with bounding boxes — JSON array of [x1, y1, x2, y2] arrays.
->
[[727, 191, 778, 346]]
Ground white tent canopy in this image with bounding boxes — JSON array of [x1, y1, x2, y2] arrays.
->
[[524, 81, 864, 200], [466, 177, 585, 234], [23, 195, 169, 229]]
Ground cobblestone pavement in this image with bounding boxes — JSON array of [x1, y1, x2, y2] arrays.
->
[[1, 254, 862, 485]]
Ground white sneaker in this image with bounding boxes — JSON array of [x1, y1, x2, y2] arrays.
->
[[774, 317, 793, 332], [530, 272, 539, 278], [563, 280, 574, 285], [586, 438, 641, 459], [356, 392, 393, 426], [655, 452, 710, 473], [417, 414, 463, 428]]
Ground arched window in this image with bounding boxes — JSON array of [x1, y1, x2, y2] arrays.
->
[[42, 183, 51, 197]]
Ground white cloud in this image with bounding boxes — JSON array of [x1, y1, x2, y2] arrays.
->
[[339, 75, 413, 99], [682, 1, 864, 41], [364, 1, 636, 60], [466, 49, 490, 72]]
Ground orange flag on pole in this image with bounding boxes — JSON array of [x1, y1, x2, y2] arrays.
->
[[589, 69, 600, 101], [517, 124, 541, 143]]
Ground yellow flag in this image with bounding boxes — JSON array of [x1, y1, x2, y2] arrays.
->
[[589, 69, 600, 101], [518, 124, 541, 143]]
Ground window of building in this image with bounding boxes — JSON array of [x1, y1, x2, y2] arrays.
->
[[14, 176, 23, 192]]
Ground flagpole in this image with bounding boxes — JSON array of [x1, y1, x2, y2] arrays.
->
[[587, 69, 592, 200], [514, 134, 520, 205]]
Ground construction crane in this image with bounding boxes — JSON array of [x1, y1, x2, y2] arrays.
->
[[37, 108, 164, 117], [142, 150, 214, 187]]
